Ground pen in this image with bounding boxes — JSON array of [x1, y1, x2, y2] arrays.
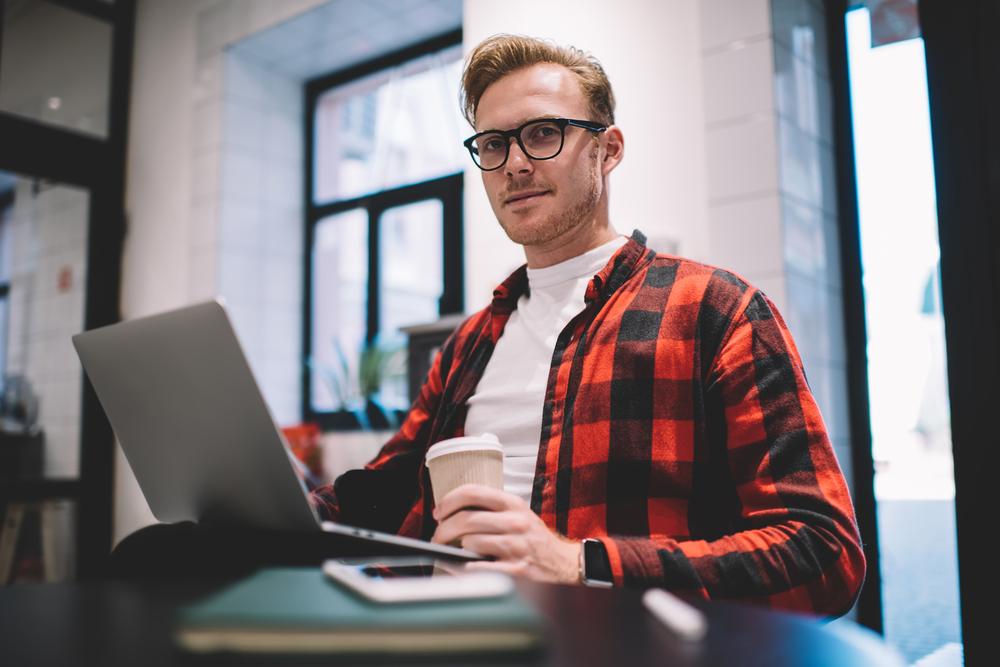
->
[[642, 588, 709, 642]]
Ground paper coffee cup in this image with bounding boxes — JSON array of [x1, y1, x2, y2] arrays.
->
[[425, 434, 504, 505]]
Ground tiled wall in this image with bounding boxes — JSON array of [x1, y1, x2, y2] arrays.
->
[[700, 0, 853, 490], [187, 0, 328, 427], [5, 179, 88, 478], [700, 0, 784, 305], [216, 52, 304, 426]]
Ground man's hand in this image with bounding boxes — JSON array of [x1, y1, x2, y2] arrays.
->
[[431, 484, 581, 585]]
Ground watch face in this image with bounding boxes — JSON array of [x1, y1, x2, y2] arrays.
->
[[584, 539, 613, 586]]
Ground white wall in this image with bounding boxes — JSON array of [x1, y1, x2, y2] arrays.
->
[[699, 0, 784, 306], [461, 0, 709, 312], [124, 0, 206, 323], [118, 0, 329, 546], [119, 0, 212, 548], [213, 52, 304, 427]]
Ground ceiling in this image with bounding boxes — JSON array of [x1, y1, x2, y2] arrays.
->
[[227, 0, 462, 81]]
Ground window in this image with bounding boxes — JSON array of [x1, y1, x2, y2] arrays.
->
[[304, 32, 465, 428]]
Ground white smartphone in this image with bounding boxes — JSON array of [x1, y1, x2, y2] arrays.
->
[[322, 556, 514, 603]]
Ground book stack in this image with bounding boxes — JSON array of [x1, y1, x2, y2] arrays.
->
[[175, 567, 546, 657]]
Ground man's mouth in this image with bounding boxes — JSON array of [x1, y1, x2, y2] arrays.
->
[[504, 189, 550, 206]]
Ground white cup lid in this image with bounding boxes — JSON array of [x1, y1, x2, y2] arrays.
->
[[425, 433, 503, 465]]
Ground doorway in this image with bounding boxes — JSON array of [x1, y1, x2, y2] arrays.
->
[[844, 6, 961, 664]]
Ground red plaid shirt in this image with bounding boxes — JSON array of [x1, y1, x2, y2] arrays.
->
[[312, 231, 865, 616]]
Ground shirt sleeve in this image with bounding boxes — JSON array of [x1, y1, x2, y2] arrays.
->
[[598, 290, 866, 617]]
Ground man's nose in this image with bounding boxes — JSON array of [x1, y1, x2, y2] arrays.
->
[[505, 138, 534, 175]]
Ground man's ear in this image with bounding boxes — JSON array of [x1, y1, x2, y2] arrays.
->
[[601, 126, 624, 175]]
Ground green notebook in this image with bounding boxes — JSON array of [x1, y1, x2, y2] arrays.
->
[[175, 567, 546, 656]]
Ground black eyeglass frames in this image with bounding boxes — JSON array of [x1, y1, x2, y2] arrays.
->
[[463, 118, 608, 171]]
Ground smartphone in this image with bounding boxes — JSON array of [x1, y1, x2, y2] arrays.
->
[[322, 556, 514, 603]]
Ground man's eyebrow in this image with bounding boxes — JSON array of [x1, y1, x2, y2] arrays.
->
[[478, 115, 558, 133]]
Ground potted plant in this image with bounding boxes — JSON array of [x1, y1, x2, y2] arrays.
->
[[309, 338, 407, 431]]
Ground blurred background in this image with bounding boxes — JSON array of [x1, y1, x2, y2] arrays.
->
[[2, 1, 996, 665]]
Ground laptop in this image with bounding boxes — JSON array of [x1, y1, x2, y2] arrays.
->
[[72, 300, 480, 562]]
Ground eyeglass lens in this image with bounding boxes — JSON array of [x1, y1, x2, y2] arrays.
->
[[473, 120, 565, 169]]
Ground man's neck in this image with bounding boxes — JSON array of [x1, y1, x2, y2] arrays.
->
[[523, 222, 620, 269]]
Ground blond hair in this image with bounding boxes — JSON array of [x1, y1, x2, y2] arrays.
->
[[461, 34, 615, 128]]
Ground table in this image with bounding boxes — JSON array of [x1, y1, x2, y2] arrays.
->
[[0, 575, 903, 667]]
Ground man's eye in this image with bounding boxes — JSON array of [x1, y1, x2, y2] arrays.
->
[[526, 124, 560, 142], [481, 137, 505, 152]]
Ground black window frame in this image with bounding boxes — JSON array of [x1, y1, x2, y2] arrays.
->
[[302, 29, 464, 430]]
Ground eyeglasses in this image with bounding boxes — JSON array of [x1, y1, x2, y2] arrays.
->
[[463, 118, 608, 171]]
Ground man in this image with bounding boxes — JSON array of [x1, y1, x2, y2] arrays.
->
[[311, 34, 865, 617]]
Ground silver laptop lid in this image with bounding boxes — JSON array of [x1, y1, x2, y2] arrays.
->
[[73, 300, 320, 532]]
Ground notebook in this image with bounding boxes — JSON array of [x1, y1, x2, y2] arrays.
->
[[72, 299, 479, 562], [175, 567, 545, 656]]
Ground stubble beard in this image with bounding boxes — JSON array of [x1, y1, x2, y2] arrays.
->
[[497, 145, 602, 247]]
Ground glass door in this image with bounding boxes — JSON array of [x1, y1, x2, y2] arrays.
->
[[844, 7, 961, 664], [0, 0, 134, 580], [0, 172, 90, 583]]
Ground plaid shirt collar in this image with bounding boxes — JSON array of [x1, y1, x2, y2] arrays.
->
[[488, 229, 651, 344]]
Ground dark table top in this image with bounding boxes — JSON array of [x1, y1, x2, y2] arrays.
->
[[0, 575, 903, 667]]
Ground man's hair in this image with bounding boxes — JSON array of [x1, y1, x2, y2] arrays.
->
[[461, 34, 616, 128]]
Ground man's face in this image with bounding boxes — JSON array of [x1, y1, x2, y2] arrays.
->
[[474, 64, 604, 248]]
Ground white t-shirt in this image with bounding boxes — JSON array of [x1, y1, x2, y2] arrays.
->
[[464, 236, 628, 504]]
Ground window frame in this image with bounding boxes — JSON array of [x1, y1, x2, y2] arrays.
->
[[303, 30, 464, 429]]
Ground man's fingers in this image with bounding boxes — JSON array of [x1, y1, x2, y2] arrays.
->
[[434, 505, 491, 524], [433, 484, 516, 520], [459, 533, 524, 562], [431, 507, 520, 545]]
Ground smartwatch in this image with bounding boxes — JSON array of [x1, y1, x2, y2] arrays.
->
[[579, 538, 613, 587]]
